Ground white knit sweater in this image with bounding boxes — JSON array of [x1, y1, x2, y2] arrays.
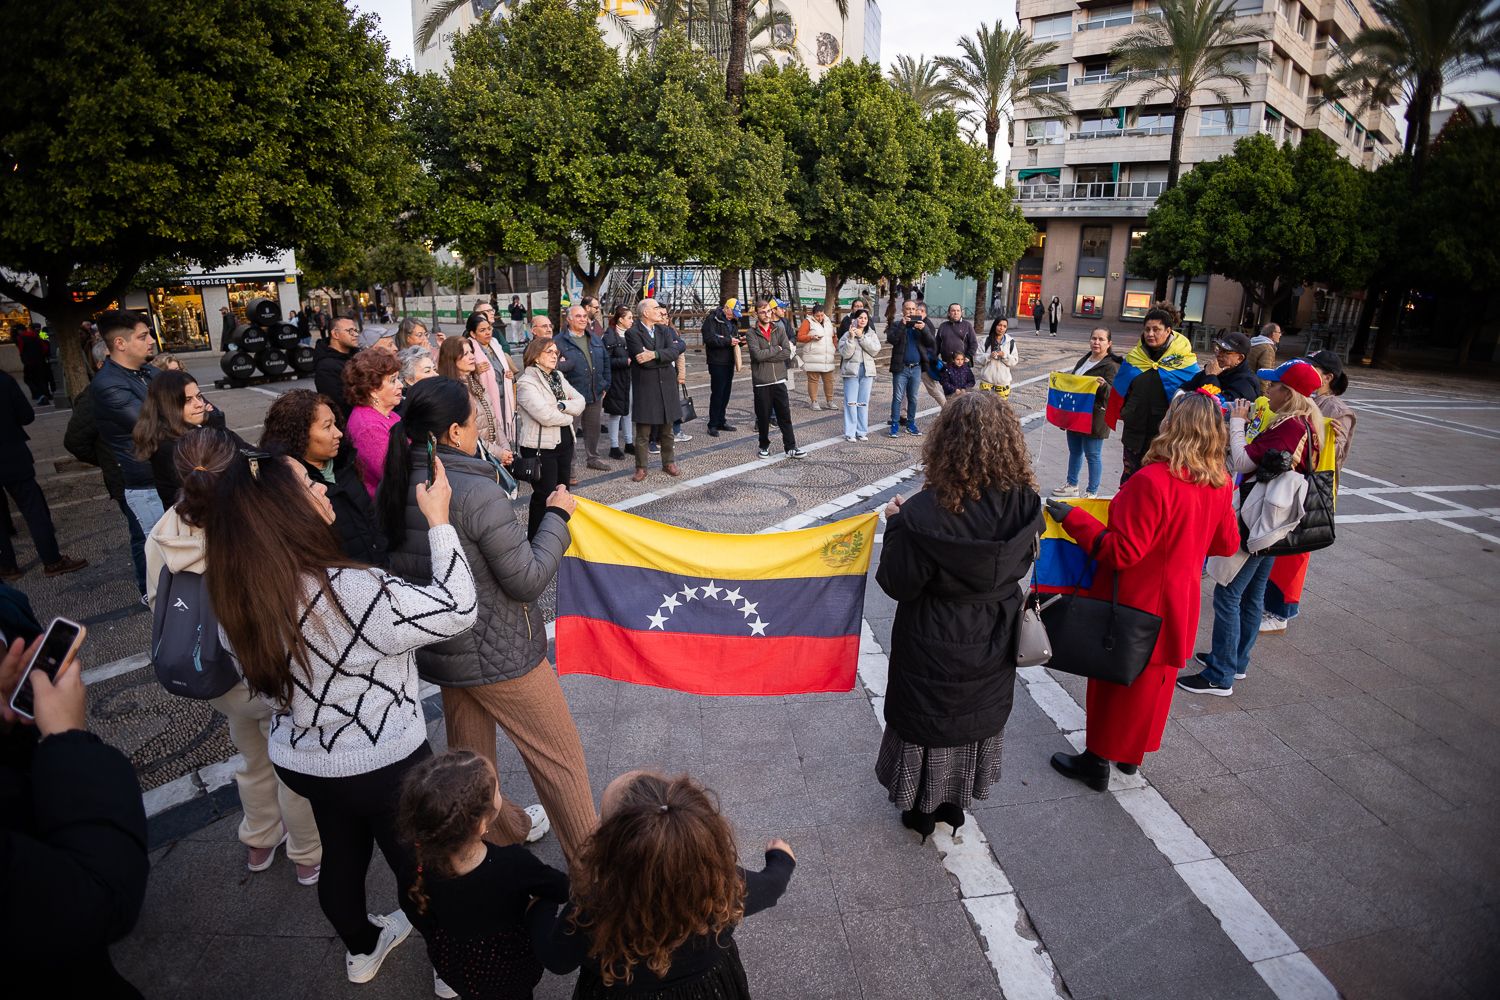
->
[[267, 525, 477, 778]]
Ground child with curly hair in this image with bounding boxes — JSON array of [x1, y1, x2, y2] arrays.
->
[[398, 750, 569, 1000], [528, 771, 795, 999]]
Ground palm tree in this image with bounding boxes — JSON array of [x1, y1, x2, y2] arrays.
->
[[1323, 0, 1500, 182], [936, 21, 1073, 160], [888, 55, 953, 116], [1101, 0, 1270, 192]]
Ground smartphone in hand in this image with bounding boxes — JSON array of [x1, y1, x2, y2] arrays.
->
[[426, 433, 438, 489], [8, 617, 86, 720]]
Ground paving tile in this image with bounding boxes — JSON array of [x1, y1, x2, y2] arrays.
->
[[557, 673, 619, 715], [1237, 761, 1381, 839], [109, 931, 214, 1000], [787, 698, 883, 759], [728, 825, 839, 919], [975, 793, 1167, 892], [1312, 750, 1457, 823], [845, 900, 1001, 1000], [1309, 825, 1483, 929], [173, 933, 336, 1000], [1371, 686, 1495, 755], [1178, 713, 1302, 772], [699, 702, 798, 764], [819, 818, 957, 914], [1143, 719, 1230, 785], [695, 756, 813, 832], [1313, 646, 1413, 692], [1153, 774, 1304, 857], [1020, 867, 1250, 999], [1389, 804, 1500, 908], [1401, 905, 1500, 999], [980, 730, 1096, 806], [1222, 842, 1389, 950], [608, 701, 704, 767], [1307, 928, 1473, 1000], [1075, 961, 1276, 1000], [1381, 739, 1500, 809], [1247, 701, 1371, 760], [1004, 684, 1066, 737], [1309, 691, 1425, 749], [1223, 664, 1315, 710], [735, 912, 860, 1000]]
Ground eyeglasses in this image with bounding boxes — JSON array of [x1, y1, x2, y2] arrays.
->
[[541, 348, 559, 356]]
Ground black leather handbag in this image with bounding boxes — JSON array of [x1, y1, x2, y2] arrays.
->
[[1038, 573, 1162, 687], [679, 384, 698, 423], [1245, 422, 1337, 556], [512, 452, 542, 484]]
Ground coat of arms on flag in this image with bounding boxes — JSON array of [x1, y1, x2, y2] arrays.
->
[[1046, 372, 1104, 433], [554, 499, 877, 696]]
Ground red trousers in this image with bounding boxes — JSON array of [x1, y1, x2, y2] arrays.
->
[[1084, 663, 1177, 766]]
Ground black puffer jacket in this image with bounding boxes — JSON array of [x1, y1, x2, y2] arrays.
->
[[602, 328, 632, 417], [700, 308, 740, 366], [312, 342, 353, 419], [876, 486, 1043, 747], [386, 446, 568, 686], [299, 457, 388, 567]]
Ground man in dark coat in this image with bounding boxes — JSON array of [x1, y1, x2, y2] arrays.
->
[[1184, 331, 1262, 403], [63, 389, 138, 582], [0, 371, 86, 579], [625, 297, 683, 481], [313, 315, 360, 420], [89, 310, 160, 593], [555, 305, 612, 471], [700, 297, 743, 436], [218, 305, 237, 352], [15, 325, 52, 405], [935, 304, 978, 364], [885, 300, 936, 437]]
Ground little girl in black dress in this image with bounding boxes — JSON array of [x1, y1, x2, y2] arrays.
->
[[399, 750, 570, 1000], [527, 771, 795, 1000]]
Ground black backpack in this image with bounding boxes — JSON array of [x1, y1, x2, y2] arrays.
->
[[150, 565, 240, 700]]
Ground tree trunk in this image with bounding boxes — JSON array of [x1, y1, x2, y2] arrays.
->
[[570, 258, 614, 301], [718, 267, 739, 305], [1369, 285, 1403, 367], [1157, 101, 1190, 302], [51, 298, 100, 402], [725, 0, 751, 108], [547, 254, 564, 328], [973, 271, 988, 329], [885, 277, 899, 325], [824, 274, 844, 316]]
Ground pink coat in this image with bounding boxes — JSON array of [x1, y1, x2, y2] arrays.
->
[[471, 337, 515, 447], [346, 405, 401, 500]]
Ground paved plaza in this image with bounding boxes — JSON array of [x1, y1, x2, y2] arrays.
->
[[9, 329, 1500, 999]]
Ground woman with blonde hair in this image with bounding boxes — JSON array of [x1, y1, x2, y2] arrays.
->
[[1047, 390, 1240, 789]]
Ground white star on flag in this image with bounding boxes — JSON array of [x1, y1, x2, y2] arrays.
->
[[701, 581, 721, 599], [748, 618, 769, 636], [679, 585, 699, 601], [661, 594, 681, 612], [647, 611, 668, 630], [723, 588, 742, 603], [739, 601, 759, 619]]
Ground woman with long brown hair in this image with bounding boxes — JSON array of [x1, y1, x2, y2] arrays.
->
[[528, 771, 795, 999], [203, 444, 476, 986], [132, 369, 239, 506], [1047, 391, 1240, 790], [439, 335, 501, 450], [874, 392, 1043, 841]]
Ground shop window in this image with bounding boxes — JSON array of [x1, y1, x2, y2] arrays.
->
[[1017, 273, 1043, 316], [1, 306, 32, 344], [1074, 276, 1106, 318], [1171, 276, 1210, 324], [1121, 279, 1155, 318], [226, 281, 280, 323], [149, 286, 212, 351], [1080, 226, 1112, 259]]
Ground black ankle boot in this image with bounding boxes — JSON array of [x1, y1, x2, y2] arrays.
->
[[900, 807, 937, 843], [932, 802, 965, 834], [1115, 762, 1138, 775], [1050, 750, 1110, 792]]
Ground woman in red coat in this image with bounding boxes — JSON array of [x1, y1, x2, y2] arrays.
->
[[1046, 391, 1240, 790]]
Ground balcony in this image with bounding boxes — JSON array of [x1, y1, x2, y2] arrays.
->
[[1015, 180, 1165, 219], [1076, 10, 1159, 32], [1067, 124, 1175, 142], [1316, 0, 1363, 44], [1071, 68, 1165, 88]]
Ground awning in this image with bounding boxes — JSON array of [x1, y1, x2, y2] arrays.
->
[[1016, 168, 1062, 180], [1265, 106, 1283, 120]]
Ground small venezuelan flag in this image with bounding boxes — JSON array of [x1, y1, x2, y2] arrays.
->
[[555, 499, 877, 696], [1046, 372, 1103, 434], [1034, 497, 1112, 594], [642, 268, 658, 299]]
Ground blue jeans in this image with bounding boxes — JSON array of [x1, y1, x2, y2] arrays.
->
[[1203, 554, 1274, 687], [890, 366, 920, 429], [117, 494, 149, 595], [1065, 432, 1104, 494], [843, 374, 872, 437]]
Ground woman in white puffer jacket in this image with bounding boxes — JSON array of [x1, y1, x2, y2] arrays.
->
[[797, 303, 839, 409], [838, 310, 881, 441]]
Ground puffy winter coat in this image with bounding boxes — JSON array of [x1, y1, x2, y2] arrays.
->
[[876, 485, 1043, 747], [515, 366, 585, 451], [386, 445, 568, 685], [796, 316, 838, 373], [700, 308, 740, 367], [602, 327, 633, 417], [838, 327, 881, 378], [312, 342, 353, 419]]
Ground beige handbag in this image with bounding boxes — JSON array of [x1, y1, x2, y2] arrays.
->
[[733, 342, 744, 372]]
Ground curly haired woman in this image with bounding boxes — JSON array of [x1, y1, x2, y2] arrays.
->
[[873, 392, 1043, 841]]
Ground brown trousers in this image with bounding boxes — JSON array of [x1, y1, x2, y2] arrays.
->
[[805, 370, 835, 405], [441, 659, 598, 867]]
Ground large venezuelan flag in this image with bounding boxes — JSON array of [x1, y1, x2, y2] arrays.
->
[[555, 499, 877, 696], [1034, 497, 1112, 594], [1046, 372, 1103, 433], [1104, 332, 1201, 429]]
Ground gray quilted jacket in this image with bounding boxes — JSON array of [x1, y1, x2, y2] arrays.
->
[[387, 445, 570, 686]]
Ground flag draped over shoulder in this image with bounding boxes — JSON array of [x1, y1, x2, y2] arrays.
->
[[1105, 332, 1201, 429], [1034, 497, 1112, 593], [555, 499, 877, 696], [1046, 372, 1103, 433]]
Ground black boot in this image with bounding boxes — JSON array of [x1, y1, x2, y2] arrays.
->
[[933, 802, 965, 835], [900, 807, 936, 843], [1115, 762, 1138, 775], [1050, 750, 1110, 792]]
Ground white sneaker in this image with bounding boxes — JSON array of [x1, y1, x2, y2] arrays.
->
[[1050, 484, 1080, 498], [1259, 613, 1288, 634], [857, 434, 868, 441], [346, 910, 412, 984], [1082, 491, 1099, 500], [673, 432, 693, 442], [434, 971, 458, 998], [525, 804, 551, 843]]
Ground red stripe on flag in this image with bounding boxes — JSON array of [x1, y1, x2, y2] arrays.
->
[[1104, 387, 1126, 429], [1045, 404, 1096, 434], [555, 616, 857, 696]]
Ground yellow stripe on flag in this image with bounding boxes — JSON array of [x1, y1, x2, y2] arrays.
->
[[564, 498, 878, 579], [1048, 371, 1105, 395], [1040, 496, 1112, 542]]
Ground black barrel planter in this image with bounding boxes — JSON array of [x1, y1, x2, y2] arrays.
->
[[246, 297, 282, 326], [288, 345, 316, 374], [229, 322, 268, 353], [270, 322, 300, 349], [254, 348, 289, 376], [220, 352, 256, 381]]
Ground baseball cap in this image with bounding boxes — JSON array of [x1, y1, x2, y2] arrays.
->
[[1258, 359, 1322, 397], [357, 326, 392, 350], [1214, 331, 1251, 355], [724, 297, 743, 318], [768, 297, 783, 310], [1305, 350, 1344, 378]]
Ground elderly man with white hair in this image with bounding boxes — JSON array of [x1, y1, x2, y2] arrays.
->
[[624, 297, 685, 481]]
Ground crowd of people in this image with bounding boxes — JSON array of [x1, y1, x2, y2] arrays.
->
[[0, 292, 1359, 998]]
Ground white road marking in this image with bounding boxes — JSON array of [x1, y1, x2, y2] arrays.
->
[[1355, 406, 1500, 440]]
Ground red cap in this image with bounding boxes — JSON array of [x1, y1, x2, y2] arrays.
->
[[1260, 359, 1322, 397]]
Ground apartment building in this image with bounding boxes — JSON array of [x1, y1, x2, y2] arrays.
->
[[1006, 0, 1399, 330]]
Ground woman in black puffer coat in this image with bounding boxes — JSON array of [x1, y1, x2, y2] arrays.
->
[[875, 393, 1042, 842]]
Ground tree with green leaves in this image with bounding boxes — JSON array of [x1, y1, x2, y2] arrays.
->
[[936, 21, 1072, 159], [888, 56, 955, 116], [0, 0, 407, 396], [365, 242, 437, 319]]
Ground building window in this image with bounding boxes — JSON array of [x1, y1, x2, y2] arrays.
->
[[1074, 276, 1107, 317], [1026, 119, 1065, 145], [1129, 229, 1148, 251], [1200, 105, 1250, 136], [1228, 0, 1264, 15], [1296, 11, 1311, 39], [1121, 279, 1156, 319], [1081, 4, 1136, 30], [1030, 66, 1069, 93], [1077, 111, 1122, 137], [1080, 226, 1112, 259], [1132, 109, 1176, 133], [1171, 275, 1210, 324], [1032, 14, 1072, 40]]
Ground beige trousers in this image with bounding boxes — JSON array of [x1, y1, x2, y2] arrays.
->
[[805, 370, 836, 405], [441, 659, 598, 868], [920, 371, 948, 409], [207, 683, 322, 865]]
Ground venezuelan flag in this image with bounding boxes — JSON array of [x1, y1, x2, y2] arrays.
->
[[1104, 332, 1201, 429], [1046, 372, 1103, 433], [642, 268, 658, 299], [1033, 497, 1112, 594], [555, 499, 877, 696]]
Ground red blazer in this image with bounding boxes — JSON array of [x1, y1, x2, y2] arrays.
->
[[1062, 463, 1239, 668]]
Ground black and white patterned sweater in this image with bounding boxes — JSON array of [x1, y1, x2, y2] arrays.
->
[[267, 525, 477, 778]]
